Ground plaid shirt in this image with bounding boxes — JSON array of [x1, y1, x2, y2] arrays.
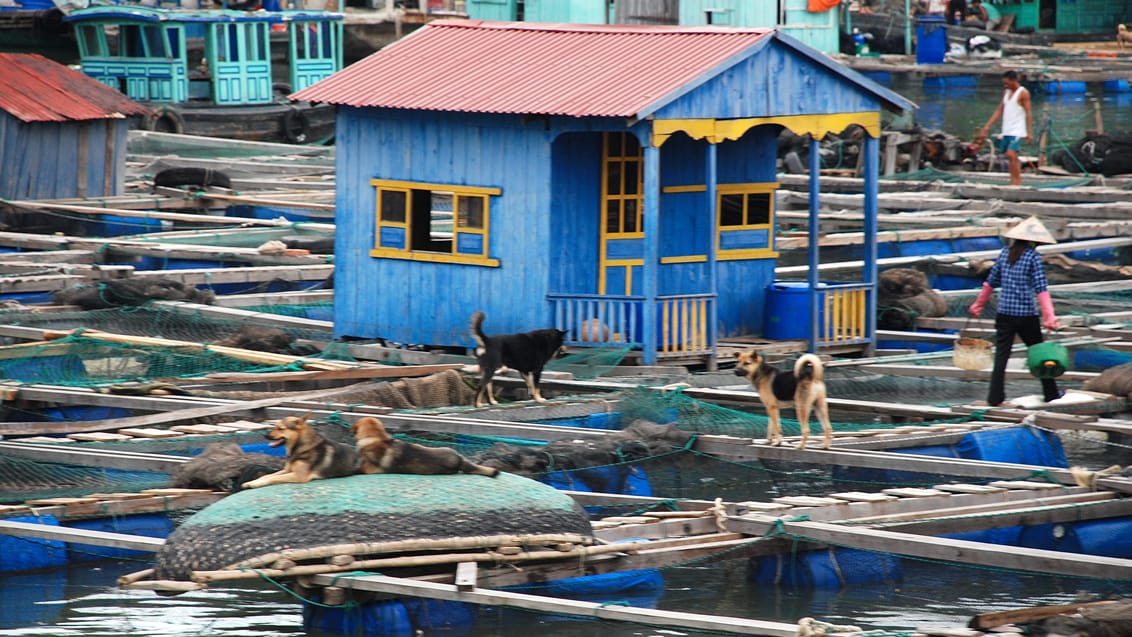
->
[[985, 246, 1048, 317]]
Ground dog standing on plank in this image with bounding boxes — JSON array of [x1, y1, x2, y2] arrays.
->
[[470, 310, 566, 408], [1119, 24, 1132, 48], [241, 414, 358, 489], [733, 350, 833, 449], [351, 416, 499, 477]]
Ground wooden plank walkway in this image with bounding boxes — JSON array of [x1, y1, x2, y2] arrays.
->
[[309, 573, 801, 637]]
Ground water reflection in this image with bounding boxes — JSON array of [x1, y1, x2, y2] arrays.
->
[[889, 74, 1131, 140]]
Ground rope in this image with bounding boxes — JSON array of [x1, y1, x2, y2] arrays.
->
[[797, 617, 863, 636]]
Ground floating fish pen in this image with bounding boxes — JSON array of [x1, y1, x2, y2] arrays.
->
[[4, 368, 1132, 635]]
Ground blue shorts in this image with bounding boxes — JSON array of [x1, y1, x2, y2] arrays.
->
[[997, 136, 1022, 153]]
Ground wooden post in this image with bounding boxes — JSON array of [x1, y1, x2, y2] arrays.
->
[[1094, 98, 1104, 135], [1038, 122, 1049, 167]]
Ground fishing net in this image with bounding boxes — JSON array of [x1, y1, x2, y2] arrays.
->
[[153, 472, 593, 581]]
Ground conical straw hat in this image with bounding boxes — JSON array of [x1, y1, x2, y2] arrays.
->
[[1002, 216, 1056, 244]]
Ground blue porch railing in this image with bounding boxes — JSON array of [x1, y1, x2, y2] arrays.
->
[[547, 293, 716, 359]]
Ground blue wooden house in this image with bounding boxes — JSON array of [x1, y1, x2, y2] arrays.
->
[[294, 20, 913, 365], [0, 53, 150, 200]]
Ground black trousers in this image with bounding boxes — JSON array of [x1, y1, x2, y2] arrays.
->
[[988, 313, 1060, 406]]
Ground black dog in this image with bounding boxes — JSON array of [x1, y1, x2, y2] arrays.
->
[[470, 311, 566, 408]]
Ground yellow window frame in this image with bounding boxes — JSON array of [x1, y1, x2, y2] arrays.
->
[[716, 183, 778, 261], [601, 132, 644, 240], [369, 178, 501, 267]]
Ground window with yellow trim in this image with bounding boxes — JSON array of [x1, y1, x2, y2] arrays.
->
[[603, 133, 643, 237], [716, 184, 777, 259], [371, 179, 500, 265]]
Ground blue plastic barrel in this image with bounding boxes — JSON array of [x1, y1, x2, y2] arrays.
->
[[955, 427, 1067, 467], [763, 281, 826, 340], [303, 598, 414, 636], [1018, 518, 1132, 557], [915, 16, 947, 64], [0, 515, 67, 573], [749, 548, 902, 588]]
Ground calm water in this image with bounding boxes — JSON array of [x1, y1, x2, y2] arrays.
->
[[0, 541, 1116, 637], [887, 72, 1132, 144]]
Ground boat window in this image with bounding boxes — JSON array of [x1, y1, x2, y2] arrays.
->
[[370, 179, 501, 267], [141, 25, 167, 57], [75, 25, 107, 57], [295, 21, 335, 60], [246, 23, 267, 62], [716, 184, 777, 260], [164, 27, 183, 60]]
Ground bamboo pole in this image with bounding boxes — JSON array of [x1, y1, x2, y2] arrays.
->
[[120, 579, 208, 592], [118, 568, 156, 586], [194, 539, 652, 584], [197, 192, 335, 211], [222, 533, 597, 571], [5, 199, 301, 227], [41, 328, 355, 371]]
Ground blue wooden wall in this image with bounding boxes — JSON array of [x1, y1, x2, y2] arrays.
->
[[651, 43, 880, 120], [0, 114, 129, 200], [334, 107, 560, 347], [333, 37, 890, 349]]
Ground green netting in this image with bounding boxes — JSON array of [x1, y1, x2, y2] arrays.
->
[[0, 331, 349, 387], [0, 454, 169, 503], [547, 347, 632, 380]]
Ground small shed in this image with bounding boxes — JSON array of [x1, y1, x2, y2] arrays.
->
[[0, 53, 150, 201], [295, 20, 913, 365]]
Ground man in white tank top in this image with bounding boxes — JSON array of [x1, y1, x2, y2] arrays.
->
[[977, 70, 1032, 186]]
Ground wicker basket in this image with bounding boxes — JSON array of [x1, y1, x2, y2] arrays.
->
[[953, 336, 993, 370]]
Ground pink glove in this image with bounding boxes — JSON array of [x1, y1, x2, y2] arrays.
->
[[1037, 290, 1060, 330], [968, 283, 993, 318]]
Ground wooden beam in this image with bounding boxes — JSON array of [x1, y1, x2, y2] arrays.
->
[[0, 519, 165, 552], [0, 441, 189, 472], [726, 514, 1132, 579], [971, 599, 1122, 630], [0, 382, 374, 436], [311, 574, 800, 637]]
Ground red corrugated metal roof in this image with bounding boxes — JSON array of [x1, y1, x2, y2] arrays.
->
[[0, 53, 152, 123], [293, 20, 774, 118]]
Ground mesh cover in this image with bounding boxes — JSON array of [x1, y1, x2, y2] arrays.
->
[[154, 472, 592, 581]]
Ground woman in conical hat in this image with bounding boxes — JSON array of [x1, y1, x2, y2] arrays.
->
[[968, 216, 1061, 406]]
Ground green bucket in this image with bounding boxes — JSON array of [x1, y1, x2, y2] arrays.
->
[[1027, 341, 1069, 379]]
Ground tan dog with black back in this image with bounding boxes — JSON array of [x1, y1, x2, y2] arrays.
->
[[241, 414, 358, 489], [351, 416, 500, 477], [734, 350, 833, 449], [1119, 23, 1132, 48]]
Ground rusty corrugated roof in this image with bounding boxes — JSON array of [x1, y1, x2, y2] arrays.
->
[[293, 20, 775, 118], [0, 53, 152, 123]]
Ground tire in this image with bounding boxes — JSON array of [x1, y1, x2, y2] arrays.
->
[[282, 107, 310, 144], [144, 106, 185, 135], [153, 168, 232, 191], [272, 82, 293, 101]]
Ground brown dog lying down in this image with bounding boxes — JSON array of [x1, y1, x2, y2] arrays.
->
[[351, 416, 499, 477], [242, 414, 358, 489]]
